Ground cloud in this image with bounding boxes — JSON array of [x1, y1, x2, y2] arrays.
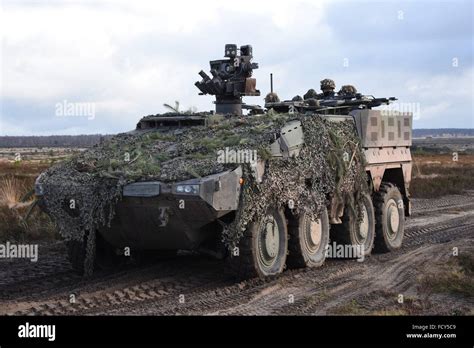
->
[[0, 0, 472, 135]]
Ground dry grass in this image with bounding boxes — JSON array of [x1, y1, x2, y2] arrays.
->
[[419, 253, 474, 297], [0, 163, 57, 242], [411, 154, 474, 198], [0, 176, 33, 208], [0, 159, 51, 177]]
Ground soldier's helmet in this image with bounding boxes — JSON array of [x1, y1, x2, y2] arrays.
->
[[303, 88, 318, 100], [338, 85, 357, 97], [292, 95, 303, 102], [320, 79, 336, 91], [265, 92, 280, 103]]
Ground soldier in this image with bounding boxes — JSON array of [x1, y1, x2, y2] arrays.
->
[[264, 92, 280, 103], [338, 85, 358, 99], [318, 79, 336, 99], [292, 95, 303, 102], [303, 88, 318, 100]]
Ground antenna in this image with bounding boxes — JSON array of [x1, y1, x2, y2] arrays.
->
[[270, 73, 274, 93]]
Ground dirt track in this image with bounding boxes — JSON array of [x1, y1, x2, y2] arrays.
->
[[1, 193, 473, 316]]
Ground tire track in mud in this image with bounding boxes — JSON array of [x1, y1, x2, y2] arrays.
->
[[1, 194, 473, 316], [127, 210, 474, 316], [3, 257, 228, 315], [410, 193, 474, 215]]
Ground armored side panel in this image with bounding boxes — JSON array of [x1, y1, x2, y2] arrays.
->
[[269, 120, 304, 158], [351, 109, 412, 148], [351, 109, 413, 215]]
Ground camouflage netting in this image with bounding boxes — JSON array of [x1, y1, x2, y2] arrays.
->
[[222, 113, 368, 248], [38, 111, 368, 273]]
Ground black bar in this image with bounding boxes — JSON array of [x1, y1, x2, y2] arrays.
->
[[0, 315, 471, 346]]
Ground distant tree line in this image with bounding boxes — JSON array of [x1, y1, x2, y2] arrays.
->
[[0, 135, 114, 148], [413, 129, 474, 138], [0, 128, 472, 148]]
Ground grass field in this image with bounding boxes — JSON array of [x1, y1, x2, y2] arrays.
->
[[411, 153, 474, 198], [0, 160, 57, 242]]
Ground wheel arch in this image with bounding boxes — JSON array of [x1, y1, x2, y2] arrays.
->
[[367, 165, 411, 216]]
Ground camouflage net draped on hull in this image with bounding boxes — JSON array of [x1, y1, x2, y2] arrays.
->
[[222, 114, 368, 249], [38, 112, 368, 272]]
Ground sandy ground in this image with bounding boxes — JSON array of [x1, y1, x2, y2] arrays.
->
[[0, 193, 473, 316]]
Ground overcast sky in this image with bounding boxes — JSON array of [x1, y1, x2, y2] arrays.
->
[[1, 0, 473, 135]]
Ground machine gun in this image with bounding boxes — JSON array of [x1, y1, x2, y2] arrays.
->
[[195, 44, 260, 115], [318, 96, 397, 109], [265, 95, 397, 115]]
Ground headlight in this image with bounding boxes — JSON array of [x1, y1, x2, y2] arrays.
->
[[175, 184, 199, 195], [35, 182, 44, 196]]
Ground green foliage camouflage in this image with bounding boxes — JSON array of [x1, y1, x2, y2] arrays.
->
[[38, 112, 368, 273]]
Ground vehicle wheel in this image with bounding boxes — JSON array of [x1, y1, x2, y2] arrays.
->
[[331, 192, 375, 256], [287, 206, 329, 269], [373, 183, 405, 253], [230, 207, 288, 279]]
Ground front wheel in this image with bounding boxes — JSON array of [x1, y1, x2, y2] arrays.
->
[[230, 207, 288, 279]]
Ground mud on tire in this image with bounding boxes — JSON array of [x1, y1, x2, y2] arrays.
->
[[229, 208, 288, 279], [330, 192, 375, 256], [373, 183, 405, 253], [287, 206, 330, 269]]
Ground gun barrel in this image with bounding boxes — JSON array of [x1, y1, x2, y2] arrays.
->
[[198, 70, 211, 81]]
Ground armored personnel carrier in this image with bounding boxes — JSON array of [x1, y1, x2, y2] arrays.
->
[[35, 44, 412, 279]]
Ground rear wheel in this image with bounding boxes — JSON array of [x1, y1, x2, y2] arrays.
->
[[373, 183, 405, 253], [331, 192, 375, 256], [230, 207, 288, 279], [287, 207, 330, 268]]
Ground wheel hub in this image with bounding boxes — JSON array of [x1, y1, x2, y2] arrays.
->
[[304, 217, 322, 253], [264, 219, 279, 258], [258, 215, 280, 268], [358, 205, 369, 242], [387, 199, 400, 239]]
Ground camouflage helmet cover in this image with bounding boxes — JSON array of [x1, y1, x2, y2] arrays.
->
[[320, 79, 336, 90], [303, 88, 318, 100], [292, 95, 303, 102], [339, 85, 358, 96], [265, 92, 280, 103]]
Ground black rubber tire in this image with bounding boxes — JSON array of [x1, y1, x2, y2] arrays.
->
[[287, 207, 330, 269], [330, 192, 375, 256], [229, 208, 288, 279], [373, 183, 405, 253]]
